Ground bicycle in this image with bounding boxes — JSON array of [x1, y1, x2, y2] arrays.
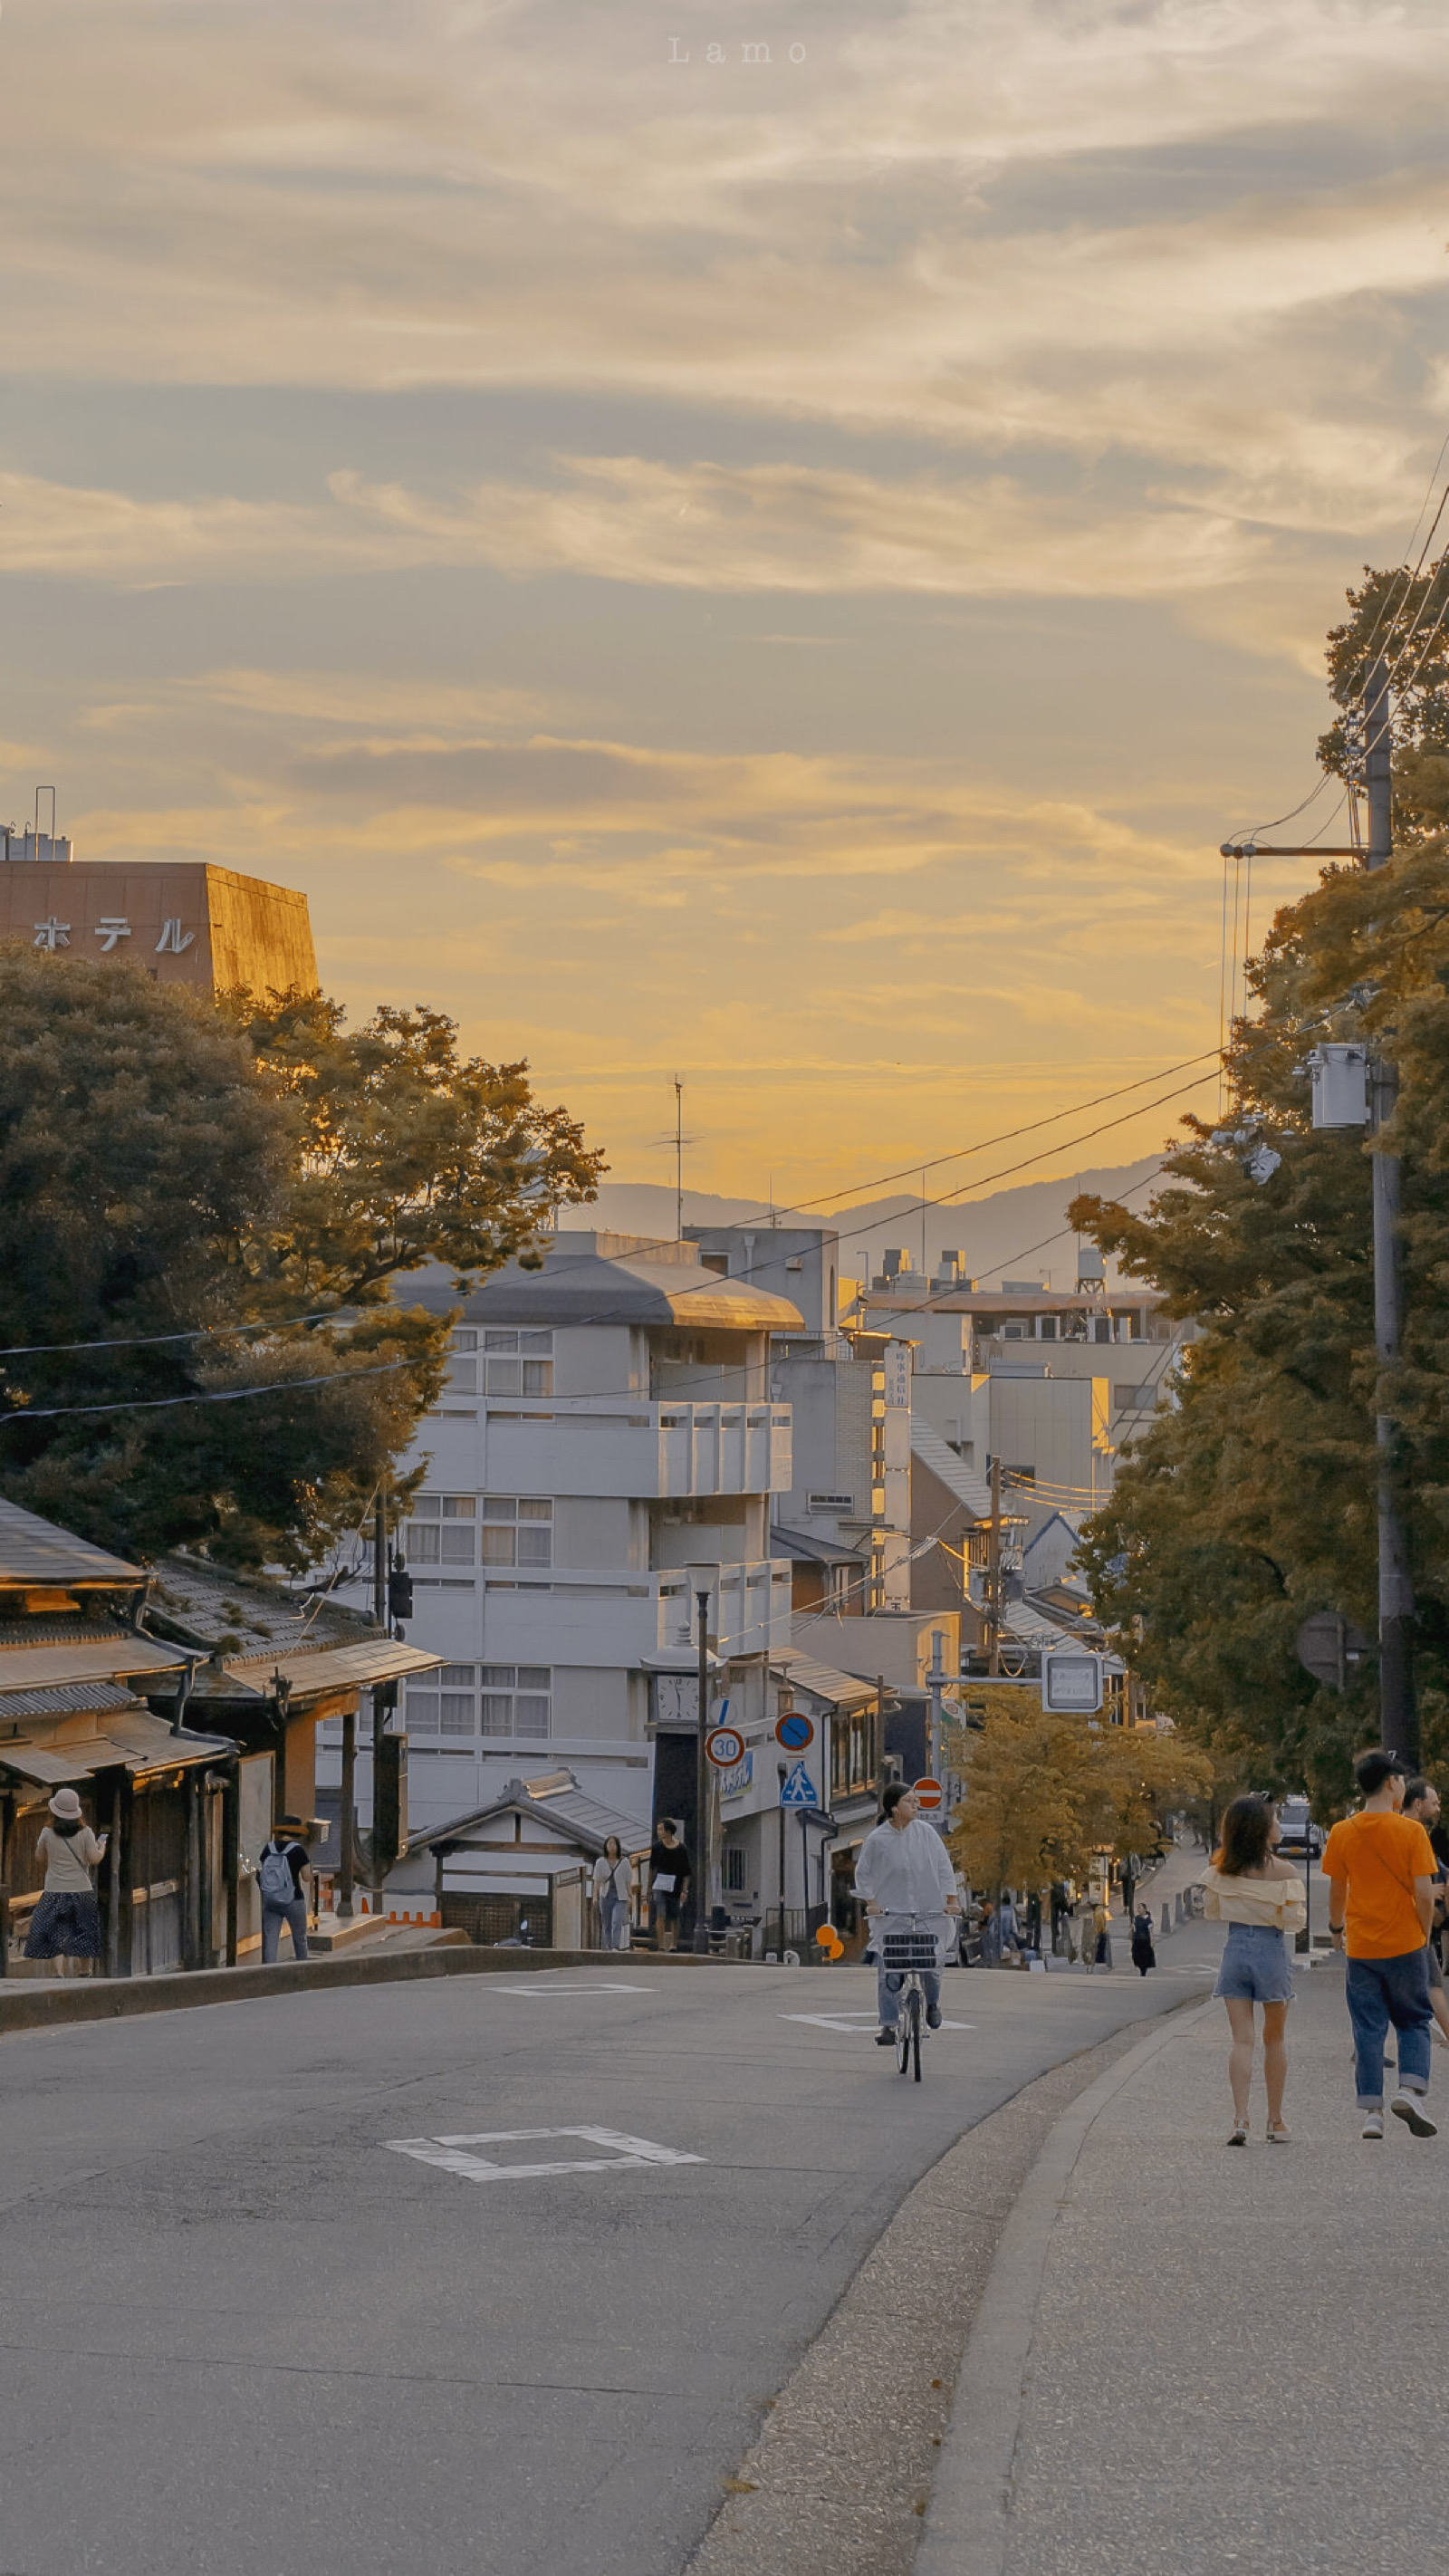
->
[[879, 1915, 950, 2082]]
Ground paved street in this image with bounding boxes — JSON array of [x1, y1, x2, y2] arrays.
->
[[0, 1956, 1204, 2576]]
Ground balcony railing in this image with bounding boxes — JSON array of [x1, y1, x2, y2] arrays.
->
[[479, 1399, 791, 1500], [479, 1559, 795, 1667]]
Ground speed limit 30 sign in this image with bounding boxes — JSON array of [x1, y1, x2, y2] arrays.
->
[[705, 1725, 746, 1770]]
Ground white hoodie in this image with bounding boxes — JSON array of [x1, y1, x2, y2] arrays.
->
[[854, 1816, 957, 1918]]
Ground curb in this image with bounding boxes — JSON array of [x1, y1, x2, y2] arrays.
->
[[914, 1998, 1214, 2576], [0, 1940, 754, 2039]]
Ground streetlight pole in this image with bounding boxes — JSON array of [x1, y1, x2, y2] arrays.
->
[[695, 1585, 711, 1954], [926, 1627, 945, 1786], [1364, 658, 1419, 1764]]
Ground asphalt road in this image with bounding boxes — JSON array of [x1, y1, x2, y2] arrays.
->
[[0, 1956, 1205, 2576]]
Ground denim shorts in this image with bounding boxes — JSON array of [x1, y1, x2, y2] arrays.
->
[[1214, 1922, 1294, 2004]]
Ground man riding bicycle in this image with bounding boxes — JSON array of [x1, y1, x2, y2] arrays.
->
[[855, 1782, 962, 2046]]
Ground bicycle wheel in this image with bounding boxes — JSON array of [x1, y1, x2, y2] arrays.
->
[[896, 1985, 912, 2076], [909, 1987, 923, 2083]]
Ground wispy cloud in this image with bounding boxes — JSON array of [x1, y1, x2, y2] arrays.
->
[[1, 457, 1267, 597], [0, 0, 1435, 1190]]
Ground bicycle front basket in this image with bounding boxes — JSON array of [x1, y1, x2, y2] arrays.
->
[[881, 1931, 940, 1971]]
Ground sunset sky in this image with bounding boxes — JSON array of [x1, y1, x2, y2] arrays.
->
[[2, 0, 1446, 1204]]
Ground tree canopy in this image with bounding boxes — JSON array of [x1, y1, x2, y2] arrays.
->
[[0, 955, 603, 1568], [1070, 567, 1449, 1800], [947, 1703, 1209, 1894]]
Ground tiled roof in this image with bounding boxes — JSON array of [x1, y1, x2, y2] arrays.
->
[[0, 1495, 144, 1589]]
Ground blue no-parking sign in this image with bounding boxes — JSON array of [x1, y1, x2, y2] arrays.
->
[[775, 1711, 814, 1753]]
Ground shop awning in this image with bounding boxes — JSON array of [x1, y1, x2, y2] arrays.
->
[[0, 1636, 193, 1693], [0, 1709, 234, 1786], [187, 1638, 445, 1704]]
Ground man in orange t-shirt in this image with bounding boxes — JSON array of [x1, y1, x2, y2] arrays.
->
[[1324, 1748, 1438, 2141]]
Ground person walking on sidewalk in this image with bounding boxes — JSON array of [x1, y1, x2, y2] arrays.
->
[[1401, 1781, 1449, 2049], [256, 1818, 312, 1963], [856, 1783, 961, 2043], [648, 1819, 690, 1953], [1130, 1900, 1157, 1977], [592, 1836, 631, 1951], [1204, 1794, 1305, 2144], [24, 1788, 108, 1974], [1325, 1749, 1439, 2141]]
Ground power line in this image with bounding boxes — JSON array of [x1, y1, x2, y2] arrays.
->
[[0, 1357, 415, 1427], [0, 1053, 1219, 1368], [0, 1077, 1207, 1429], [0, 1306, 349, 1362]]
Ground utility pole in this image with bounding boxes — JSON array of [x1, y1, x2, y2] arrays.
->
[[1364, 658, 1418, 1763], [674, 1078, 685, 1240], [695, 1585, 711, 1954], [369, 1481, 389, 1913], [338, 1710, 356, 1920], [987, 1456, 1003, 1677]]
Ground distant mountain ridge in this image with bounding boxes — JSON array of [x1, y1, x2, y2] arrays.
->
[[555, 1159, 1161, 1288]]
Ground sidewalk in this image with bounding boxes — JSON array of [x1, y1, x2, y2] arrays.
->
[[920, 1965, 1444, 2575]]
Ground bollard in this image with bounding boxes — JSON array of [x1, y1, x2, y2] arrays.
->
[[1161, 1902, 1172, 1940], [1176, 1890, 1186, 1925]]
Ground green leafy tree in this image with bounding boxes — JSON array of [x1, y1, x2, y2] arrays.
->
[[1070, 709, 1449, 1797], [1319, 563, 1449, 845], [0, 954, 603, 1567]]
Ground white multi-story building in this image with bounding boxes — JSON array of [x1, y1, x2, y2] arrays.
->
[[854, 1250, 1185, 1504], [322, 1233, 800, 1849], [686, 1224, 915, 1613]]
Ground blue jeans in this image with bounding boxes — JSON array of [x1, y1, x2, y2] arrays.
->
[[261, 1895, 309, 1963], [878, 1965, 941, 2029], [600, 1894, 628, 1950], [1346, 1947, 1432, 2107]]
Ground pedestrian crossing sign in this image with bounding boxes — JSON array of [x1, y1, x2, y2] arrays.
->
[[780, 1762, 819, 1808]]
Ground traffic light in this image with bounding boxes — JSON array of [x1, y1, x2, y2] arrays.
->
[[388, 1562, 414, 1623]]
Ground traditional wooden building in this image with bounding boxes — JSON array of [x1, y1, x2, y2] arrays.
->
[[386, 1768, 652, 1948], [0, 1500, 235, 1976], [142, 1552, 443, 1949]]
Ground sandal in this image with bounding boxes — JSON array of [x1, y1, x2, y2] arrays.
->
[[1266, 2121, 1291, 2144], [1227, 2123, 1248, 2147]]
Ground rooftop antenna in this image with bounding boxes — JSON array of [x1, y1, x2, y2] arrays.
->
[[648, 1076, 696, 1239]]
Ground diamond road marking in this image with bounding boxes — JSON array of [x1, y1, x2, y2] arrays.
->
[[781, 2011, 975, 2034], [383, 2124, 705, 2184], [494, 1982, 653, 1995]]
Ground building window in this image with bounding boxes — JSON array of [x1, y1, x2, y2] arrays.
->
[[405, 1494, 477, 1564], [722, 1845, 747, 1893], [831, 1709, 873, 1801], [480, 1666, 552, 1739], [480, 1497, 553, 1567], [406, 1664, 479, 1735], [474, 1327, 554, 1397]]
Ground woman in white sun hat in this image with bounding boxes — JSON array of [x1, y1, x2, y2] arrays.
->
[[24, 1787, 108, 1970]]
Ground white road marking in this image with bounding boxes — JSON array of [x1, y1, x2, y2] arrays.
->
[[384, 2124, 705, 2183], [494, 1982, 653, 1995], [781, 2011, 975, 2034]]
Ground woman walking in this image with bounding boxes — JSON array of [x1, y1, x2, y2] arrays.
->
[[1204, 1793, 1306, 2145], [592, 1836, 631, 1951], [24, 1788, 108, 1974], [1130, 1900, 1156, 1977]]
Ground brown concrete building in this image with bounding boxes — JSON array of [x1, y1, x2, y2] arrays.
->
[[0, 859, 317, 996]]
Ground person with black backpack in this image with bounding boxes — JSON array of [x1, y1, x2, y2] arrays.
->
[[256, 1816, 312, 1962]]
